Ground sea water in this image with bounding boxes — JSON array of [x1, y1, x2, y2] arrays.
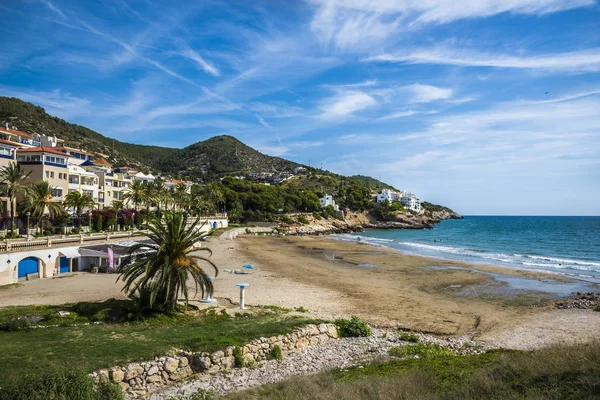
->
[[332, 216, 600, 282]]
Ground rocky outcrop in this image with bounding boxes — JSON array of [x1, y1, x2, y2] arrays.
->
[[275, 209, 463, 235], [91, 323, 339, 398]]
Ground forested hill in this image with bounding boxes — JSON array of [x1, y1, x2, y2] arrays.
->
[[0, 97, 299, 178]]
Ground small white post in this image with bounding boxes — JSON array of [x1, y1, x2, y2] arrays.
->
[[200, 276, 217, 303], [236, 283, 249, 309]]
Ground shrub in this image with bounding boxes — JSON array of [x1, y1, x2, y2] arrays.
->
[[232, 346, 244, 367], [399, 332, 420, 343], [593, 305, 600, 312], [312, 213, 322, 220], [280, 216, 294, 224], [335, 316, 372, 337], [297, 215, 309, 225], [0, 317, 31, 332], [296, 306, 309, 313], [95, 214, 103, 232], [389, 343, 455, 358], [0, 369, 123, 400], [267, 345, 283, 361], [188, 391, 214, 400]]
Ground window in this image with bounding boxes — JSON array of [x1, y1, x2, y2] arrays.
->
[[50, 171, 54, 179], [58, 173, 62, 179], [45, 171, 49, 178]]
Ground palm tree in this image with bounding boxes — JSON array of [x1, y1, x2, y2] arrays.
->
[[24, 181, 64, 230], [63, 191, 95, 218], [119, 212, 217, 312], [123, 180, 144, 211], [207, 183, 225, 214], [173, 183, 189, 211], [0, 162, 31, 233]]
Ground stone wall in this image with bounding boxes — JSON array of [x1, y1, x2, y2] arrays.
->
[[91, 323, 338, 397]]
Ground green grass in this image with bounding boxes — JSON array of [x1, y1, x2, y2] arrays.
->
[[220, 341, 600, 400], [0, 304, 322, 387], [389, 343, 456, 359]]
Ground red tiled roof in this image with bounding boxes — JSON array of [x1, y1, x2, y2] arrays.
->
[[0, 127, 33, 139], [0, 139, 23, 148], [17, 146, 72, 156]]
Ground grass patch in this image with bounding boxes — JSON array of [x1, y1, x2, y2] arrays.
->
[[0, 303, 323, 388], [398, 331, 420, 343], [221, 341, 600, 400], [389, 343, 456, 358], [0, 283, 23, 291]]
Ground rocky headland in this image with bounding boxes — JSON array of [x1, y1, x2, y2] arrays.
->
[[274, 209, 463, 235]]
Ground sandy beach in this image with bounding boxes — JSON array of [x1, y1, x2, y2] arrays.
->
[[1, 232, 599, 350]]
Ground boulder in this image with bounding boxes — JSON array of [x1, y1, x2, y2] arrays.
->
[[211, 350, 225, 363], [164, 357, 179, 374], [327, 325, 339, 338], [147, 365, 159, 376], [318, 323, 328, 334], [124, 364, 144, 381], [220, 356, 235, 369], [207, 365, 220, 375], [146, 375, 162, 384], [109, 368, 124, 383], [179, 357, 189, 368], [170, 366, 193, 381]]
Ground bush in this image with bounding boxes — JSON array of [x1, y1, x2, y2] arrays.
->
[[280, 216, 294, 225], [232, 346, 244, 368], [0, 369, 123, 400], [297, 215, 309, 225], [398, 332, 420, 343], [593, 305, 600, 312], [0, 317, 31, 332], [267, 344, 283, 361], [335, 316, 372, 337], [312, 213, 322, 220], [95, 214, 103, 232]]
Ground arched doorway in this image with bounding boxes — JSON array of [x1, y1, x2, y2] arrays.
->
[[212, 221, 217, 229], [59, 256, 70, 274], [18, 257, 40, 279]]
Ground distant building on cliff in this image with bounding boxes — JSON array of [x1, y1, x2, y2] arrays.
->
[[376, 189, 421, 213], [320, 194, 339, 211]]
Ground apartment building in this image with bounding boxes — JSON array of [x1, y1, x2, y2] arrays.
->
[[67, 165, 100, 202], [16, 147, 71, 201], [0, 124, 41, 147]]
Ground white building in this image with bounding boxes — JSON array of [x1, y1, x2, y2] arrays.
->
[[67, 165, 100, 202], [376, 189, 405, 203], [400, 193, 421, 213], [320, 194, 339, 211], [293, 166, 307, 174]]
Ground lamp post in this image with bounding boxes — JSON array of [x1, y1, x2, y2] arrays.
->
[[26, 211, 30, 239], [88, 212, 92, 234]]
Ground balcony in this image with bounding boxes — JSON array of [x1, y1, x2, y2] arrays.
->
[[68, 179, 79, 185]]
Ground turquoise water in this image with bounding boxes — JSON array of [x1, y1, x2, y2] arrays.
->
[[333, 216, 600, 282]]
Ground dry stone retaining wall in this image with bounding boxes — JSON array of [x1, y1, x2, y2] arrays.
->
[[91, 323, 338, 397]]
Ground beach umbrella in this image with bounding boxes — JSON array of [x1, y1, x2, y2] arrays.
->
[[242, 264, 255, 270]]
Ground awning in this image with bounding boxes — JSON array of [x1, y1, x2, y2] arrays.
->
[[59, 247, 81, 258]]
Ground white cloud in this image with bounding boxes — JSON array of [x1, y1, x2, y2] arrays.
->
[[404, 84, 453, 103], [255, 113, 273, 129], [318, 91, 377, 119], [308, 0, 593, 50], [177, 47, 220, 76], [364, 48, 600, 72]]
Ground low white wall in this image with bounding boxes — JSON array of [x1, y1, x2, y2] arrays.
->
[[0, 246, 80, 286]]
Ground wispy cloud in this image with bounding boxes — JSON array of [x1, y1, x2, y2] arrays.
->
[[176, 47, 220, 76], [255, 113, 273, 129], [364, 48, 600, 72], [318, 91, 377, 119], [404, 84, 453, 103]]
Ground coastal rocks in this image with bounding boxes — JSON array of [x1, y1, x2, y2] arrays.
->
[[273, 209, 463, 236], [93, 323, 340, 398], [555, 292, 600, 310]]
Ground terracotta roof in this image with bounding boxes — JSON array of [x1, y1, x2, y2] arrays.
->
[[0, 127, 33, 139], [93, 157, 112, 166], [171, 179, 193, 185], [0, 139, 23, 148], [17, 146, 72, 156]]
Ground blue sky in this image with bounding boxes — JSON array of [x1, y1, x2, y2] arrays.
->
[[1, 0, 599, 215]]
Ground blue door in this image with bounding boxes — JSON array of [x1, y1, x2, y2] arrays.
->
[[18, 257, 39, 278], [212, 222, 217, 229], [59, 256, 70, 274]]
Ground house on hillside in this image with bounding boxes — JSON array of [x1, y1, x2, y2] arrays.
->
[[376, 188, 405, 203], [320, 194, 339, 211], [400, 192, 421, 213]]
